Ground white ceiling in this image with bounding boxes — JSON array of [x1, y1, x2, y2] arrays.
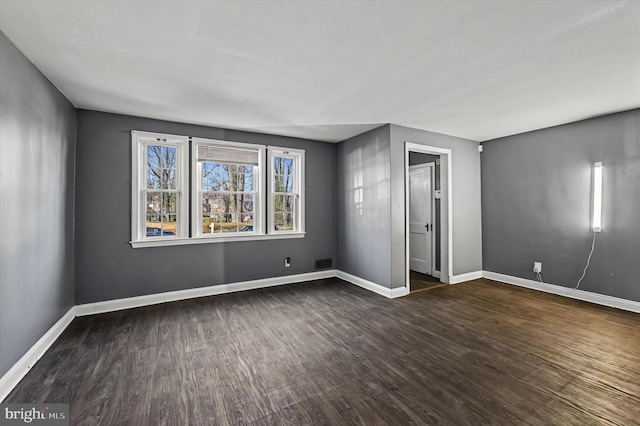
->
[[1, 0, 639, 143]]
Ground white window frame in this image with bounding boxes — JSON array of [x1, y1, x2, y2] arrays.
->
[[191, 138, 266, 241], [131, 131, 189, 247], [268, 148, 305, 235], [130, 131, 305, 248]]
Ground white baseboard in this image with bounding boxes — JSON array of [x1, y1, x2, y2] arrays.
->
[[75, 270, 336, 316], [336, 271, 408, 299], [432, 270, 441, 279], [483, 271, 640, 313], [0, 307, 75, 403], [450, 270, 483, 284], [391, 285, 409, 298], [2, 268, 408, 401]]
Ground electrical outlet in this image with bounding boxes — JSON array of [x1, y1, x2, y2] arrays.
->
[[284, 257, 291, 268], [533, 262, 542, 273]]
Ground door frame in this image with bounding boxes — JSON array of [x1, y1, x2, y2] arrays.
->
[[405, 143, 453, 293], [408, 162, 436, 276]]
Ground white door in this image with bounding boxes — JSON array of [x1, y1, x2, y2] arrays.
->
[[409, 164, 433, 275]]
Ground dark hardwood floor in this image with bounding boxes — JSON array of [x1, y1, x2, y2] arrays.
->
[[410, 270, 445, 292], [6, 278, 640, 425]]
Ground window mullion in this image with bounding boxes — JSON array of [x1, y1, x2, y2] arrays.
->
[[134, 133, 303, 246]]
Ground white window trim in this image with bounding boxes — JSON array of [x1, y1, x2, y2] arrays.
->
[[268, 148, 305, 235], [130, 131, 305, 248], [191, 138, 266, 239], [131, 131, 189, 245]]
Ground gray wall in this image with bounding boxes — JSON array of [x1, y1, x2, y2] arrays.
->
[[0, 32, 76, 377], [408, 152, 438, 167], [482, 109, 640, 302], [74, 110, 336, 303], [408, 152, 441, 271], [390, 125, 483, 287], [337, 126, 392, 286]]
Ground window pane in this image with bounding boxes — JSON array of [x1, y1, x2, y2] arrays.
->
[[162, 215, 176, 236], [202, 193, 219, 233], [273, 188, 296, 231], [217, 213, 238, 233], [205, 163, 224, 191], [146, 146, 162, 189], [203, 195, 241, 233], [284, 195, 295, 212], [274, 195, 295, 214], [221, 194, 234, 216], [204, 211, 224, 234], [202, 193, 220, 214], [237, 165, 254, 192], [147, 146, 177, 189], [211, 212, 224, 233], [161, 146, 177, 169], [283, 213, 294, 231], [146, 216, 162, 237], [274, 174, 294, 193], [144, 192, 178, 237], [274, 195, 283, 215], [274, 157, 294, 176], [225, 165, 237, 191], [199, 153, 258, 235], [161, 169, 176, 189], [239, 215, 254, 232], [274, 157, 294, 193], [201, 189, 255, 235], [162, 193, 177, 215], [274, 212, 284, 231], [209, 194, 234, 233], [202, 215, 212, 234], [239, 194, 254, 214], [146, 169, 161, 189], [274, 212, 294, 231], [146, 192, 161, 216], [239, 192, 254, 231], [165, 195, 177, 234], [203, 163, 236, 191]]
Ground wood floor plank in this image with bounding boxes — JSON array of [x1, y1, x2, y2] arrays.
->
[[5, 277, 639, 425]]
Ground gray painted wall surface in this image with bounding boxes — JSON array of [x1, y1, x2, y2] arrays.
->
[[390, 125, 482, 287], [337, 126, 392, 287], [408, 152, 438, 167], [74, 111, 336, 304], [0, 32, 76, 377], [408, 152, 441, 271], [482, 109, 640, 302]]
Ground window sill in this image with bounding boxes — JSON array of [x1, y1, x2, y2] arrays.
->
[[130, 232, 306, 248]]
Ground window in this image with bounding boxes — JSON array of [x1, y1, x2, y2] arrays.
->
[[131, 131, 304, 247], [131, 132, 189, 243], [194, 140, 263, 237], [270, 149, 304, 233]]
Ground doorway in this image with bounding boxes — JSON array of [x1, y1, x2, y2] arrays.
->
[[404, 143, 453, 294], [409, 160, 442, 293], [409, 162, 435, 275]]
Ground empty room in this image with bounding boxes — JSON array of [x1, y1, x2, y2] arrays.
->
[[1, 1, 638, 425]]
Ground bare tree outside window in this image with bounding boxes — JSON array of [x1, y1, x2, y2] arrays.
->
[[133, 132, 304, 245], [145, 145, 178, 236], [273, 156, 296, 230], [201, 162, 255, 233]]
